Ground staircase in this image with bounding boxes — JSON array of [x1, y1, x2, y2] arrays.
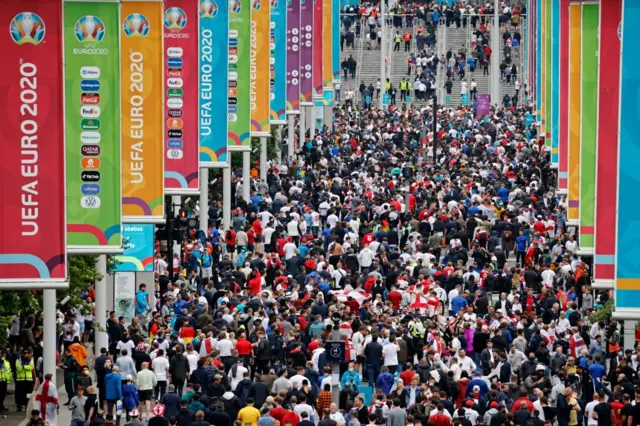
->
[[443, 24, 490, 107], [498, 18, 528, 106]]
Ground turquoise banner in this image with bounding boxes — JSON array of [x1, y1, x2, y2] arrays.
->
[[199, 0, 229, 166], [332, 0, 340, 82], [270, 0, 287, 121], [114, 224, 155, 272], [551, 0, 559, 165]]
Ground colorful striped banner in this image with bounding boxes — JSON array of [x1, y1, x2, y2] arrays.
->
[[558, 0, 569, 192], [269, 0, 287, 122], [322, 0, 333, 105], [616, 0, 640, 305], [299, 0, 313, 105], [594, 0, 621, 285], [540, 0, 546, 130], [545, 0, 552, 148], [567, 2, 581, 224], [551, 0, 559, 165], [536, 0, 542, 122], [286, 0, 300, 112], [250, 0, 271, 135], [228, 0, 252, 149], [578, 2, 598, 252], [332, 0, 340, 82]]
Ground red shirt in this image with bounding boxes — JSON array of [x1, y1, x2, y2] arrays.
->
[[281, 411, 300, 426], [248, 271, 262, 295], [430, 413, 451, 426], [270, 407, 287, 425], [236, 339, 253, 356], [387, 291, 402, 310], [399, 369, 415, 386]]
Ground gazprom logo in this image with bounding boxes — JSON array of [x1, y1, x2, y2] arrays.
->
[[167, 57, 183, 67]]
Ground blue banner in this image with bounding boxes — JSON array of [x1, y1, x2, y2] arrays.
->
[[332, 0, 340, 82], [199, 0, 228, 166], [270, 0, 287, 122], [616, 4, 640, 308], [551, 0, 559, 165], [114, 224, 155, 272]]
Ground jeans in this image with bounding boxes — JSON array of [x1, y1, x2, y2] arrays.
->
[[368, 365, 381, 388], [155, 380, 167, 400], [72, 420, 86, 426]]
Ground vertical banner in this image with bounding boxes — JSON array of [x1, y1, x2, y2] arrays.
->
[[331, 0, 339, 83], [228, 0, 252, 149], [322, 0, 333, 105], [299, 0, 313, 106], [199, 0, 229, 166], [476, 94, 491, 116], [250, 0, 271, 135], [550, 0, 559, 165], [163, 0, 199, 194], [269, 0, 287, 122], [544, 0, 551, 148], [0, 0, 67, 283], [558, 0, 569, 192], [578, 3, 598, 252], [312, 0, 322, 99], [536, 0, 541, 121], [540, 0, 546, 131], [114, 224, 155, 271], [286, 0, 300, 112], [617, 0, 640, 305], [567, 3, 581, 224], [64, 1, 122, 252], [594, 0, 621, 286], [121, 1, 164, 223], [114, 272, 136, 322]]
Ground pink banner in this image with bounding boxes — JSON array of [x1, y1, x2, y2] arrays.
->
[[558, 0, 569, 191], [594, 0, 622, 282], [299, 0, 313, 104], [312, 0, 323, 96], [164, 0, 199, 194]]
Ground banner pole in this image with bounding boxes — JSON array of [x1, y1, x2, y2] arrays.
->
[[299, 109, 306, 157], [260, 136, 268, 182], [95, 255, 108, 351], [288, 114, 295, 159], [43, 289, 57, 381], [223, 165, 232, 230], [276, 125, 282, 166], [243, 151, 251, 202], [200, 168, 209, 232]]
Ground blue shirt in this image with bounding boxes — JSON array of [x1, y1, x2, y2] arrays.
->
[[515, 235, 528, 252], [135, 290, 148, 315], [452, 296, 468, 315]]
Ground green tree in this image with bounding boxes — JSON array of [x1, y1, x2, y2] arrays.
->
[[0, 255, 100, 345]]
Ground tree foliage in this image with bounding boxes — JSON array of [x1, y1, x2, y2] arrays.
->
[[0, 255, 100, 345]]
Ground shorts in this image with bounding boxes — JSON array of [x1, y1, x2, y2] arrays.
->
[[202, 267, 212, 278], [139, 389, 154, 401]]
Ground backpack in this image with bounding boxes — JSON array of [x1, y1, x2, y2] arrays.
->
[[374, 405, 385, 425]]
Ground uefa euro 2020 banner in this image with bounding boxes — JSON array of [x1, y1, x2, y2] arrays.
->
[[121, 0, 165, 223], [269, 0, 287, 122], [0, 0, 68, 284], [164, 0, 200, 194], [250, 0, 271, 135], [199, 0, 229, 166], [228, 0, 252, 149], [113, 224, 155, 272], [63, 1, 123, 253]]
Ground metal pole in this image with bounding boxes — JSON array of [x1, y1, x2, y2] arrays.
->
[[199, 168, 209, 232], [490, 0, 500, 105], [287, 114, 295, 159], [43, 289, 56, 382], [95, 255, 108, 352], [433, 94, 438, 165], [379, 4, 386, 109], [275, 125, 282, 165], [299, 108, 306, 154], [223, 165, 232, 229], [242, 151, 251, 202], [260, 136, 268, 182]]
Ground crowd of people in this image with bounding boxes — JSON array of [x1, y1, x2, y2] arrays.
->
[[5, 3, 632, 426]]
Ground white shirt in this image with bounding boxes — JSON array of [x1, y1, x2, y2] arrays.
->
[[382, 342, 400, 366], [330, 411, 346, 426], [541, 269, 555, 286], [151, 356, 170, 381], [230, 365, 249, 390], [116, 340, 135, 354], [284, 242, 297, 260], [457, 356, 477, 376], [584, 400, 599, 426], [290, 374, 307, 389], [217, 339, 234, 357], [186, 351, 199, 373]]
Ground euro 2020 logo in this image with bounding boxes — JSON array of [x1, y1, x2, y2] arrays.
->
[[271, 0, 278, 8], [253, 0, 261, 11], [200, 0, 219, 18], [75, 16, 105, 43], [165, 7, 187, 29], [10, 12, 45, 45], [123, 13, 150, 37], [230, 0, 242, 14]]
